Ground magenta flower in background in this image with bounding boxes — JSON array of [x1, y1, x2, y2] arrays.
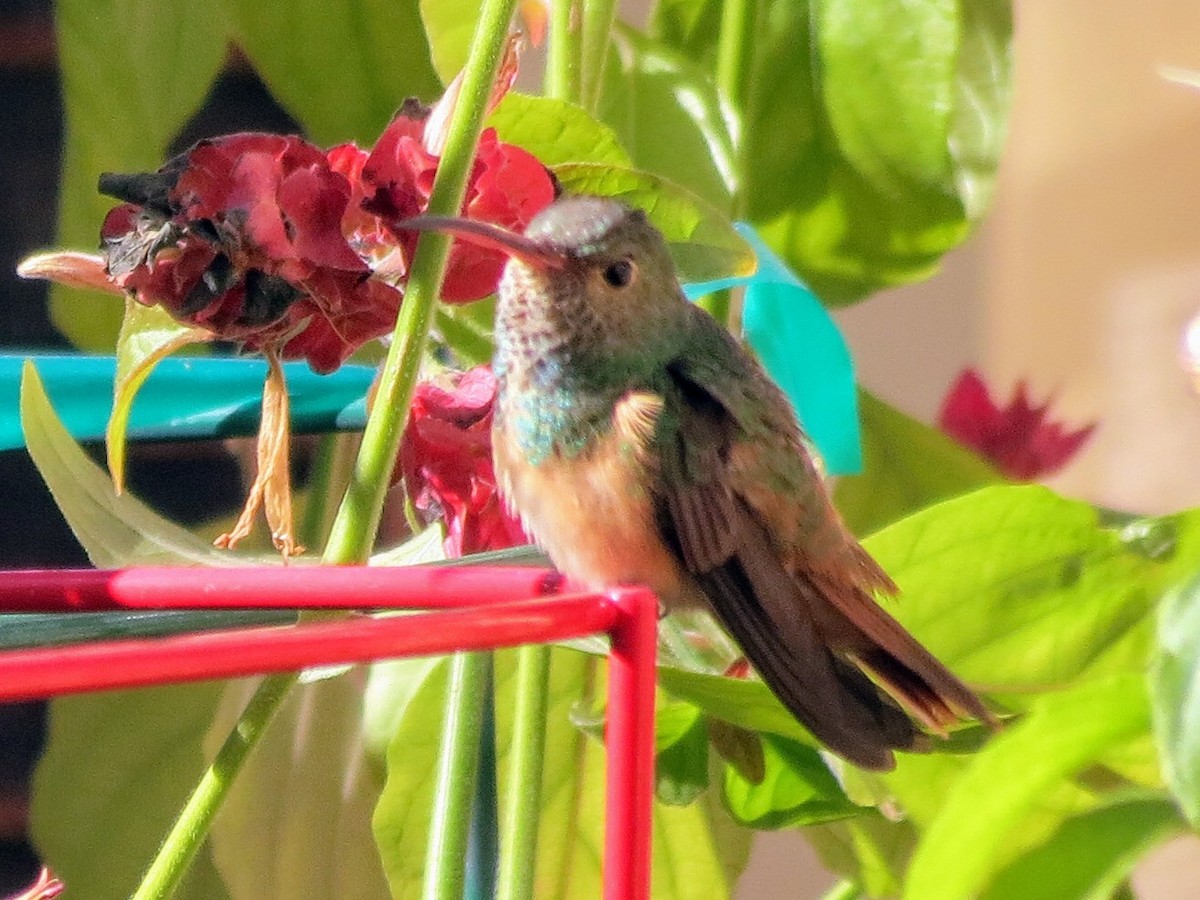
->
[[938, 368, 1096, 480]]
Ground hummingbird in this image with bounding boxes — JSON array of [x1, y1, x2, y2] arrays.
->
[[402, 196, 992, 770]]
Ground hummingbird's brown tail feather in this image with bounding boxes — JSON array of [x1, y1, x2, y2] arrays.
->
[[809, 570, 997, 732], [697, 510, 928, 771]]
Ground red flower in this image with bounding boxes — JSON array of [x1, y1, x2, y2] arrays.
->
[[938, 369, 1096, 480], [100, 133, 403, 374], [400, 366, 528, 558], [360, 105, 555, 303]]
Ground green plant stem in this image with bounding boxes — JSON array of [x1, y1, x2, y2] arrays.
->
[[579, 0, 619, 111], [715, 0, 756, 110], [130, 671, 298, 900], [299, 432, 357, 551], [546, 0, 581, 102], [131, 3, 519, 896], [425, 653, 492, 900], [496, 645, 552, 900], [323, 0, 519, 566]]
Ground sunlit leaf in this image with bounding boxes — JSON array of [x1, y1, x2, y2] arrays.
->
[[1151, 569, 1200, 825], [220, 0, 441, 145], [903, 674, 1151, 900], [657, 666, 810, 744], [32, 685, 230, 900], [552, 162, 754, 282], [807, 814, 917, 899], [206, 675, 391, 899], [656, 714, 709, 806], [863, 487, 1200, 695], [833, 391, 999, 537], [52, 0, 226, 349], [20, 361, 261, 567], [488, 93, 632, 167], [597, 28, 737, 211], [982, 791, 1184, 900], [418, 0, 479, 83], [723, 735, 863, 829], [108, 300, 211, 493], [742, 0, 1012, 302]]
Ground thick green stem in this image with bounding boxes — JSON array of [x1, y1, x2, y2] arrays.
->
[[715, 0, 756, 110], [324, 0, 519, 566], [579, 0, 619, 112], [130, 672, 298, 900], [131, 2, 519, 896], [425, 653, 492, 900], [545, 0, 581, 102], [496, 645, 551, 900]]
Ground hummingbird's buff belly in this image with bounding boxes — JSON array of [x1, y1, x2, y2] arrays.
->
[[493, 409, 691, 605]]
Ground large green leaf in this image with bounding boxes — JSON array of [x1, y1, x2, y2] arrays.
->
[[487, 93, 632, 167], [20, 361, 256, 567], [741, 0, 1012, 302], [552, 163, 754, 283], [418, 0, 479, 83], [205, 676, 391, 899], [372, 648, 751, 898], [219, 0, 442, 145], [597, 28, 737, 211], [32, 684, 230, 900], [903, 674, 1152, 900], [982, 791, 1184, 900], [1151, 569, 1200, 825], [833, 391, 999, 537], [51, 0, 226, 349], [862, 487, 1200, 694]]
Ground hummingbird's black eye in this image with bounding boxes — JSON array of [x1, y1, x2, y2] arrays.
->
[[602, 259, 634, 288]]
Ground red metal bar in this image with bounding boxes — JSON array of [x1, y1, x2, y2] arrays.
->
[[0, 593, 616, 702], [0, 565, 658, 899], [604, 586, 658, 900], [0, 565, 563, 612]]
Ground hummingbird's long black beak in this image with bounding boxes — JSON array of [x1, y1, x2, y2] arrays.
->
[[395, 215, 566, 270]]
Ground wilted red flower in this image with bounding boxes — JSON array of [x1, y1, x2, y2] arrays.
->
[[100, 132, 403, 374], [400, 366, 528, 558], [361, 104, 555, 303], [938, 368, 1096, 480]]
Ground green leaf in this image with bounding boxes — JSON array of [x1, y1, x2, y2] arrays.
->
[[108, 299, 211, 493], [648, 0, 723, 67], [418, 0, 480, 83], [742, 0, 1012, 302], [1151, 569, 1200, 825], [205, 676, 391, 898], [723, 735, 863, 829], [862, 486, 1200, 694], [372, 648, 752, 898], [220, 0, 442, 145], [833, 391, 999, 536], [807, 814, 917, 899], [903, 674, 1152, 900], [20, 361, 260, 567], [657, 666, 811, 744], [551, 162, 754, 283], [656, 714, 710, 806], [32, 685, 230, 900], [487, 93, 632, 167], [982, 792, 1184, 900], [597, 28, 737, 211], [52, 0, 226, 349]]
